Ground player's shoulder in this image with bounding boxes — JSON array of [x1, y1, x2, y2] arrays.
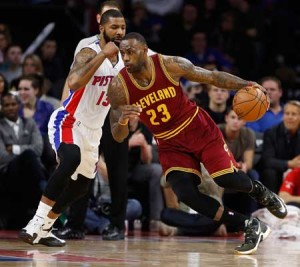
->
[[75, 35, 99, 55], [77, 35, 98, 47]]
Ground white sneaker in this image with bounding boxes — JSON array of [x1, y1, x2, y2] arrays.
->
[[19, 216, 66, 247]]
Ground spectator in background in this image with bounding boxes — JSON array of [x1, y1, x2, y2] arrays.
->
[[0, 93, 46, 229], [246, 76, 284, 133], [203, 84, 231, 124], [279, 168, 300, 209], [262, 100, 300, 193], [17, 74, 56, 175], [1, 44, 23, 84], [10, 53, 44, 91], [38, 38, 65, 84]]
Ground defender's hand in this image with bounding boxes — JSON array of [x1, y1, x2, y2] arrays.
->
[[102, 42, 119, 57]]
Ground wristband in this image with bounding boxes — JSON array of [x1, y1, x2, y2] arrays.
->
[[247, 81, 254, 86], [118, 120, 128, 126]]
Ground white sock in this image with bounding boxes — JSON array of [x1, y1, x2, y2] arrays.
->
[[34, 201, 52, 220]]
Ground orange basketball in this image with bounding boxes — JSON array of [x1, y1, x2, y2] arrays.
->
[[232, 86, 270, 122]]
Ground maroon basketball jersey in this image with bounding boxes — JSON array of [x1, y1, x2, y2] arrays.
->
[[118, 54, 198, 140]]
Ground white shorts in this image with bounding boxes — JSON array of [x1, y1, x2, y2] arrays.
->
[[48, 107, 102, 180]]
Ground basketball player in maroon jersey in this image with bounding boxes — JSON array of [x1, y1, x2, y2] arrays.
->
[[107, 32, 287, 255]]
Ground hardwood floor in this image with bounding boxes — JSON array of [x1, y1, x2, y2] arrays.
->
[[0, 230, 299, 266]]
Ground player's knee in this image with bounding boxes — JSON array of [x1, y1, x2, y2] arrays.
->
[[57, 143, 81, 172], [214, 170, 252, 192]]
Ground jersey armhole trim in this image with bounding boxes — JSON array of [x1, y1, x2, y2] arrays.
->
[[158, 54, 179, 86]]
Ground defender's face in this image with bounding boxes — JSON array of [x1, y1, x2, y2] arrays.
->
[[120, 39, 146, 73], [100, 17, 126, 46]]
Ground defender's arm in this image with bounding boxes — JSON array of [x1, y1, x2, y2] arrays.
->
[[67, 42, 118, 90]]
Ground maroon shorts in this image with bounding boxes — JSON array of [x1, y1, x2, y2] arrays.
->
[[156, 108, 237, 178]]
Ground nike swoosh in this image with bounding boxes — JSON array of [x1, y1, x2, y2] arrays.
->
[[255, 220, 261, 235]]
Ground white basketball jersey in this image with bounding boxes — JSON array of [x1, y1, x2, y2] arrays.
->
[[62, 35, 156, 130], [62, 39, 124, 129]]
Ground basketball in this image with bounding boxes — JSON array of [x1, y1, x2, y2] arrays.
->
[[232, 86, 269, 122]]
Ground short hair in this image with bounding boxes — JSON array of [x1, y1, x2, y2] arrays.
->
[[100, 9, 124, 25], [98, 1, 121, 15], [22, 53, 44, 74], [19, 73, 44, 91], [1, 92, 18, 106], [123, 32, 147, 45], [284, 100, 300, 112], [259, 76, 282, 90]]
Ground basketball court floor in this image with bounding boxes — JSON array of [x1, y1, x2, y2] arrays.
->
[[0, 230, 299, 266]]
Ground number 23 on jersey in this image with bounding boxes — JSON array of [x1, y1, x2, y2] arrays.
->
[[146, 104, 171, 125]]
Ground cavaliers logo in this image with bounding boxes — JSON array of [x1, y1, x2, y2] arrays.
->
[[223, 143, 231, 157], [224, 143, 229, 152]]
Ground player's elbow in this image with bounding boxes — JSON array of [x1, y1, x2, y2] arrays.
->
[[67, 74, 81, 91]]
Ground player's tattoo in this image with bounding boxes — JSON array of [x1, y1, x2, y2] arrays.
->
[[163, 55, 248, 90], [108, 77, 128, 110], [70, 48, 96, 77]]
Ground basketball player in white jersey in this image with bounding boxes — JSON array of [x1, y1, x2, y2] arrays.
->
[[19, 9, 126, 247], [55, 1, 156, 241]]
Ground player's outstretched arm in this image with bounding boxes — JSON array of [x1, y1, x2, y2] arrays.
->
[[108, 76, 142, 143], [162, 55, 266, 92], [67, 42, 119, 91]]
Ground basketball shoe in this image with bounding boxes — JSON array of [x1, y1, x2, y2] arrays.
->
[[19, 216, 65, 247], [249, 181, 287, 219], [234, 217, 271, 255]]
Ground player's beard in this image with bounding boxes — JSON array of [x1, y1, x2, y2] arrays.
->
[[103, 30, 120, 47]]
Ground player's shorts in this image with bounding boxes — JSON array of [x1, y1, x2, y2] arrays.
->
[[155, 108, 237, 179], [48, 107, 102, 180]]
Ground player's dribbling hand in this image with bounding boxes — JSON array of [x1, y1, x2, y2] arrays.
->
[[102, 41, 119, 57], [119, 105, 142, 124], [252, 82, 267, 94]]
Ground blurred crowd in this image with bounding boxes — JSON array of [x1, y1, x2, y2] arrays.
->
[[1, 0, 300, 238]]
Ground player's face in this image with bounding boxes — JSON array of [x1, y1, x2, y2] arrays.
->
[[120, 39, 147, 73], [1, 95, 19, 122], [283, 104, 300, 132], [101, 17, 126, 46]]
